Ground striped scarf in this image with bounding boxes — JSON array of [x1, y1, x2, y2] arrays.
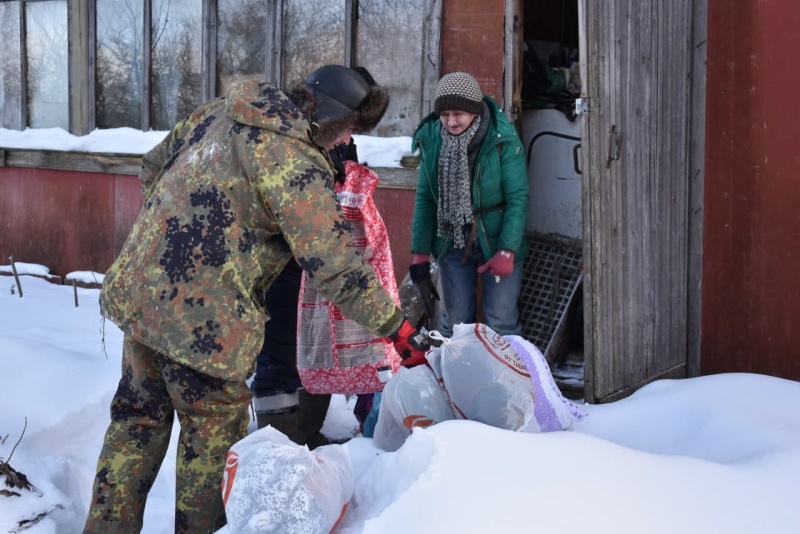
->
[[437, 116, 481, 249]]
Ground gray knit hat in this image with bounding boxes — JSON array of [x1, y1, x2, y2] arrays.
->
[[434, 72, 483, 115]]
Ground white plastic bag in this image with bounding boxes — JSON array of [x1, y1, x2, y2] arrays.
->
[[426, 324, 586, 433], [222, 426, 353, 534], [372, 365, 455, 452], [426, 323, 535, 431]]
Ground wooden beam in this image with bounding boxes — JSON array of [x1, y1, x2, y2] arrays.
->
[[0, 148, 418, 189], [421, 0, 443, 115], [3, 149, 143, 175], [344, 0, 357, 66], [19, 1, 28, 128], [202, 0, 218, 99], [687, 0, 708, 378], [142, 0, 152, 131], [68, 0, 92, 135]]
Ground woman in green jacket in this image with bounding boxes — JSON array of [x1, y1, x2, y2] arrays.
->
[[409, 72, 529, 337]]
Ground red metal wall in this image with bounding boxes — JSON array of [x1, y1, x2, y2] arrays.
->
[[702, 0, 800, 380], [0, 167, 142, 277], [0, 166, 415, 283], [373, 189, 414, 282], [441, 0, 505, 101]]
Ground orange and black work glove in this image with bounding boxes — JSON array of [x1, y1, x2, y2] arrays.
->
[[389, 318, 431, 368]]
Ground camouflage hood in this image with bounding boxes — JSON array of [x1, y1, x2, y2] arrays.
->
[[224, 80, 314, 144]]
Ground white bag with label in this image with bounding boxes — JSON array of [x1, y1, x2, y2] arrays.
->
[[426, 323, 536, 431], [426, 323, 586, 433]]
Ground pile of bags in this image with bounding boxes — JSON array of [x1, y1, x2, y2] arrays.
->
[[373, 323, 587, 451], [223, 323, 587, 531]]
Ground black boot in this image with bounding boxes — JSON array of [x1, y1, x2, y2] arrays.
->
[[297, 389, 332, 449], [255, 408, 300, 442], [253, 391, 301, 443]]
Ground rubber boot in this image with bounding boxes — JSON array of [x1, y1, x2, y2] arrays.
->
[[297, 389, 332, 450], [255, 408, 300, 442], [253, 391, 301, 443]]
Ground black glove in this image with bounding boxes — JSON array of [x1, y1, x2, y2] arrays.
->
[[409, 262, 440, 323], [389, 318, 431, 367]]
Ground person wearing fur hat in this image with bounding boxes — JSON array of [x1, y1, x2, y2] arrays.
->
[[409, 72, 529, 338], [250, 66, 387, 449], [84, 65, 429, 533]]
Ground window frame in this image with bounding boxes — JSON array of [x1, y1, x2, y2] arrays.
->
[[264, 0, 442, 121], [4, 0, 442, 134]]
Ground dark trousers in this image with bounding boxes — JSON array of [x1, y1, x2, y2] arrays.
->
[[251, 261, 303, 397]]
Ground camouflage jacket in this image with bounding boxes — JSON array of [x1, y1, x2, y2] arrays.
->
[[100, 80, 404, 380]]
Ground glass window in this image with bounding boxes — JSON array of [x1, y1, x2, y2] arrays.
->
[[96, 0, 145, 129], [281, 0, 344, 89], [357, 0, 424, 137], [0, 2, 22, 130], [217, 0, 270, 97], [26, 0, 68, 129], [151, 0, 202, 130]]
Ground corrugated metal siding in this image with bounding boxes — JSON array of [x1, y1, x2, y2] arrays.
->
[[0, 167, 141, 276], [702, 0, 800, 380], [0, 166, 415, 284]]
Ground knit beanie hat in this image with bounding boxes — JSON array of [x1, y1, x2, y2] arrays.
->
[[434, 72, 483, 115]]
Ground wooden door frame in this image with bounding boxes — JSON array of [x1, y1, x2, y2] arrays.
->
[[577, 0, 708, 403], [505, 0, 707, 402]]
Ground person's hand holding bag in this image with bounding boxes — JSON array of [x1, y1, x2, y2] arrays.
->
[[389, 318, 431, 367], [409, 254, 440, 321], [477, 249, 515, 278]]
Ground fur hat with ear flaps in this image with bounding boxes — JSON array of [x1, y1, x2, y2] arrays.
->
[[288, 65, 389, 147]]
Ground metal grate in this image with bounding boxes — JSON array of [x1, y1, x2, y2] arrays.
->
[[518, 233, 583, 363]]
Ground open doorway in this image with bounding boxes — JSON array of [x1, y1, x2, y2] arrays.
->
[[515, 0, 584, 400]]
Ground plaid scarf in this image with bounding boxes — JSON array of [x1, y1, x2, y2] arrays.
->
[[437, 116, 481, 249]]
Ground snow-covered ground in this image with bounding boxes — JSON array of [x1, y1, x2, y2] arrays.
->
[[2, 268, 799, 533]]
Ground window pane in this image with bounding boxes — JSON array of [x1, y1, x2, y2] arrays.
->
[[0, 2, 22, 130], [282, 0, 344, 89], [217, 0, 269, 97], [26, 0, 68, 129], [357, 0, 424, 136], [96, 0, 144, 129], [151, 0, 202, 130]]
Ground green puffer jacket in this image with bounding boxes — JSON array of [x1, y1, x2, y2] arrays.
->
[[411, 96, 529, 262], [100, 80, 403, 381]]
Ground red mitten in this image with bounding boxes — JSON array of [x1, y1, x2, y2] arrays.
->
[[477, 249, 515, 277]]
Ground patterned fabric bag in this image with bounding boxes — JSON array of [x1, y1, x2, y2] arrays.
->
[[297, 161, 401, 394]]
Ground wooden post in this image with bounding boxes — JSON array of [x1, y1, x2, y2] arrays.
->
[[73, 279, 79, 307], [9, 256, 23, 298]]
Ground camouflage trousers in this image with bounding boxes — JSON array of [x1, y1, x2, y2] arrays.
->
[[84, 335, 250, 534]]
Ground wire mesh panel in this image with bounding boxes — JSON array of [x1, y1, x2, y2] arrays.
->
[[518, 233, 583, 363]]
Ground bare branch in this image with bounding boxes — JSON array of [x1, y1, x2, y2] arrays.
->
[[5, 418, 27, 465]]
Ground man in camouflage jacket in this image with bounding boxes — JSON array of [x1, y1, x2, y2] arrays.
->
[[84, 66, 428, 534]]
